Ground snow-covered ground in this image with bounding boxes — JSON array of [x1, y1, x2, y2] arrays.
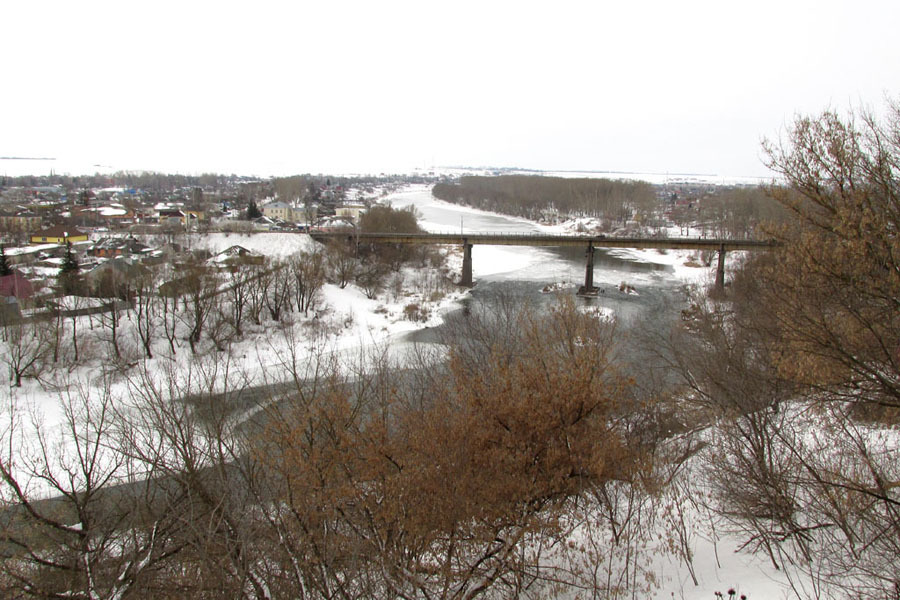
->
[[0, 225, 462, 488], [0, 189, 798, 598], [194, 231, 319, 258]]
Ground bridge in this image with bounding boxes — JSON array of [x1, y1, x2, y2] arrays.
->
[[309, 231, 777, 295]]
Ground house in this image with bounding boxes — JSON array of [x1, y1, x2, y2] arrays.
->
[[334, 203, 366, 222], [157, 208, 187, 224], [184, 209, 205, 225], [0, 272, 34, 300], [84, 258, 151, 298], [262, 201, 298, 222], [0, 272, 35, 322], [0, 210, 42, 232], [263, 201, 317, 224], [89, 236, 150, 258], [29, 225, 89, 245], [209, 245, 265, 269], [72, 204, 134, 226], [250, 216, 277, 230]]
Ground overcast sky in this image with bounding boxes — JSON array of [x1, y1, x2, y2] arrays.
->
[[3, 0, 898, 178]]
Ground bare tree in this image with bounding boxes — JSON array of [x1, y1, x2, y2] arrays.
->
[[263, 262, 292, 322], [0, 376, 186, 598], [120, 354, 279, 599], [287, 251, 325, 316], [0, 319, 51, 387], [131, 268, 159, 359], [223, 265, 253, 337], [354, 256, 386, 300], [245, 262, 270, 326], [177, 262, 220, 354], [325, 240, 357, 289], [160, 287, 180, 356]]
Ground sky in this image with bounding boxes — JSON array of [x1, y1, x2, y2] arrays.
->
[[3, 0, 899, 178]]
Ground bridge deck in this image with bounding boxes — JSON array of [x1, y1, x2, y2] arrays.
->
[[310, 231, 776, 251]]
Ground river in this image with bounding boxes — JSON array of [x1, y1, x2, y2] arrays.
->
[[388, 185, 698, 353]]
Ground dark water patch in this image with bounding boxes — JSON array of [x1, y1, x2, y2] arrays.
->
[[404, 274, 688, 347]]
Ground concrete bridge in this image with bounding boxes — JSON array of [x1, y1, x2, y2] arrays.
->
[[309, 231, 777, 294]]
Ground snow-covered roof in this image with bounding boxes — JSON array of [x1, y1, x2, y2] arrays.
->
[[98, 207, 128, 216], [5, 243, 60, 256]]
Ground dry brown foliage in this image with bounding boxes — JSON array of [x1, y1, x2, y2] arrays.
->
[[667, 102, 900, 599], [253, 297, 648, 599], [760, 103, 900, 410]]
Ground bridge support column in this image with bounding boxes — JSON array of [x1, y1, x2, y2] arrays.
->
[[461, 242, 473, 287], [577, 242, 599, 296], [714, 244, 726, 295]]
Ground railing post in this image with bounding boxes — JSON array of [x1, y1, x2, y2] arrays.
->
[[461, 241, 473, 287]]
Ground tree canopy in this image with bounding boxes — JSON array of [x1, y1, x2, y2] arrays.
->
[[358, 204, 422, 234], [433, 175, 656, 225]]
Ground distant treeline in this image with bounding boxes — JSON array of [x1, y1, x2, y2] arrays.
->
[[432, 175, 657, 225], [434, 175, 793, 238]]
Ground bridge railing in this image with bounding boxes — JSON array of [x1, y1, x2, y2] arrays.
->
[[309, 230, 777, 248]]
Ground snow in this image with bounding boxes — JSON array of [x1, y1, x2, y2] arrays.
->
[[319, 281, 452, 346], [608, 247, 714, 284], [5, 243, 60, 256], [194, 232, 318, 258], [98, 207, 127, 217], [657, 531, 794, 600], [0, 186, 799, 598], [20, 265, 60, 279], [533, 217, 719, 286], [470, 245, 537, 277]]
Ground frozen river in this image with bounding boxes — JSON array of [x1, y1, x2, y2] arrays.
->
[[389, 185, 699, 333]]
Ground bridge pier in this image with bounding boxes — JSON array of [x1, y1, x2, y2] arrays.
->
[[714, 244, 726, 295], [461, 242, 473, 287], [577, 242, 599, 296]]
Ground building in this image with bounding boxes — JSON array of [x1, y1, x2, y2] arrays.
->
[[263, 201, 318, 224], [0, 272, 34, 300], [89, 236, 150, 258], [84, 258, 151, 298], [208, 245, 265, 269], [30, 225, 89, 245], [0, 272, 35, 322], [72, 204, 134, 226], [334, 203, 366, 222], [262, 201, 299, 222], [0, 210, 42, 232], [157, 208, 186, 224], [183, 209, 205, 223]]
